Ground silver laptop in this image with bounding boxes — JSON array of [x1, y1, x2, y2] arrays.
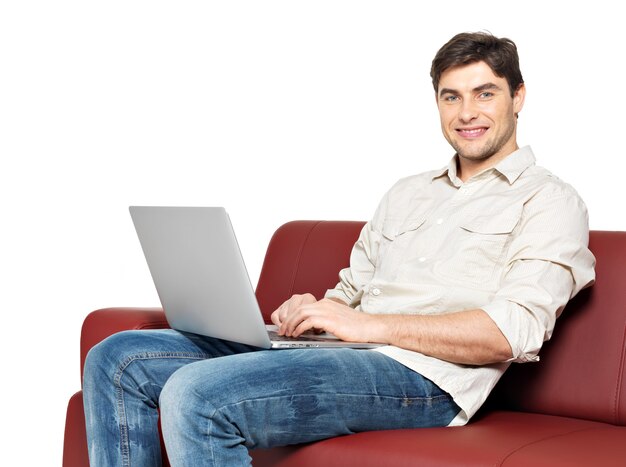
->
[[129, 206, 381, 349]]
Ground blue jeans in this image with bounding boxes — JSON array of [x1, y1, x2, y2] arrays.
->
[[83, 329, 460, 466]]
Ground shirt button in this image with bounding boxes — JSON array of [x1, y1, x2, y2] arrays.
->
[[371, 288, 381, 296], [436, 218, 444, 225], [418, 257, 427, 262]]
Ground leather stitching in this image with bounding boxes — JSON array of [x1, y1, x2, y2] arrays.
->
[[287, 221, 323, 297], [496, 426, 601, 466], [613, 323, 626, 424]]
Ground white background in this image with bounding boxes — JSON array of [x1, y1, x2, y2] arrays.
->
[[1, 1, 623, 464]]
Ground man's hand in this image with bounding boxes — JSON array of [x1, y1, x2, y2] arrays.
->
[[270, 295, 513, 365], [271, 294, 379, 343], [271, 293, 318, 328]]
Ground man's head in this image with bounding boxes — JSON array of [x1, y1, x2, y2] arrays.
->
[[431, 32, 526, 177], [431, 32, 523, 99]]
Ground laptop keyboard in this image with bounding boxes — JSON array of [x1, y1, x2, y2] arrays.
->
[[267, 330, 337, 342]]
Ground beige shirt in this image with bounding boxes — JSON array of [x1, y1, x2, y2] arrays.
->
[[324, 146, 596, 425]]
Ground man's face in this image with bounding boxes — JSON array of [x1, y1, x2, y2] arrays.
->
[[437, 61, 525, 167]]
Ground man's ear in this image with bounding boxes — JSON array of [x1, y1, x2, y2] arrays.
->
[[513, 83, 526, 115]]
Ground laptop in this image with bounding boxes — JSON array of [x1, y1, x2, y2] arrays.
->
[[129, 206, 381, 349]]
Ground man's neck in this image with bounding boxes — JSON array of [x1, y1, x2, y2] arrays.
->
[[457, 145, 519, 182]]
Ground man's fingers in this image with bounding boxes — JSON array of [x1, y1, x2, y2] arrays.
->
[[271, 300, 290, 326], [280, 303, 324, 337], [274, 294, 322, 335]]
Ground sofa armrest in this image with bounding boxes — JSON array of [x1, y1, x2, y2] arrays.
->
[[79, 307, 170, 382]]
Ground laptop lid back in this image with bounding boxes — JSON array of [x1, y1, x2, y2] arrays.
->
[[129, 206, 272, 348]]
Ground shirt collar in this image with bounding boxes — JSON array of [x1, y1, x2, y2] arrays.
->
[[431, 159, 459, 186], [493, 146, 536, 184], [431, 146, 536, 186]]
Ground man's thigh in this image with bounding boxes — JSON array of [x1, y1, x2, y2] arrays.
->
[[160, 348, 460, 449], [83, 328, 259, 394]]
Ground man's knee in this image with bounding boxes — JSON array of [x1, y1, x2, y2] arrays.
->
[[84, 331, 132, 376], [83, 330, 157, 385], [160, 361, 211, 411], [159, 358, 243, 431], [159, 362, 209, 442]]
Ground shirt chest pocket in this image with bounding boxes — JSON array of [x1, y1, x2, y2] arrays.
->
[[434, 207, 522, 287], [381, 217, 426, 241], [377, 217, 426, 274]]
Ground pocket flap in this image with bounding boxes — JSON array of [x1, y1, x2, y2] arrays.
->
[[461, 208, 521, 235], [381, 217, 426, 240]]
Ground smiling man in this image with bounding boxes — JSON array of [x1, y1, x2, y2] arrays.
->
[[83, 32, 595, 467], [435, 50, 524, 178], [438, 62, 523, 176]]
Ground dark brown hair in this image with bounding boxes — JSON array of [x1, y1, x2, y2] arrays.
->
[[430, 32, 524, 97]]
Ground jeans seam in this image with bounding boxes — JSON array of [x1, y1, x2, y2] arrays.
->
[[114, 352, 211, 467], [207, 417, 216, 465]]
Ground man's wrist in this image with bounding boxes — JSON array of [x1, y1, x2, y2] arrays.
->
[[327, 297, 348, 305]]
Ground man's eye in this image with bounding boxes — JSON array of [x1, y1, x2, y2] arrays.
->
[[444, 95, 459, 102], [479, 92, 494, 99]]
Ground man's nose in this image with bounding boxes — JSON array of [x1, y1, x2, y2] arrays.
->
[[458, 99, 479, 123]]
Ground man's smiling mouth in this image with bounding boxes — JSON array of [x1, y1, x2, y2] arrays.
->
[[456, 127, 488, 138]]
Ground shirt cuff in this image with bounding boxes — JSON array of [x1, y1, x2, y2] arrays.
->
[[481, 300, 541, 363], [324, 288, 350, 304]]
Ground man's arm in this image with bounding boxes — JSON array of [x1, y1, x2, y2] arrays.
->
[[277, 180, 594, 367], [273, 297, 512, 365], [374, 308, 513, 365], [274, 195, 594, 366]]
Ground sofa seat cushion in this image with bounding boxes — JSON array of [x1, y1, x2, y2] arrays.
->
[[251, 411, 626, 466], [500, 424, 626, 466]]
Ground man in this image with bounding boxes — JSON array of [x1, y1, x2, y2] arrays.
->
[[83, 32, 595, 466]]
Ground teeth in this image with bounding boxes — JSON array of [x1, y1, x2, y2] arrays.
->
[[457, 128, 486, 136]]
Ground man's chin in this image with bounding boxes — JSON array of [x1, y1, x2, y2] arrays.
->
[[454, 146, 495, 162]]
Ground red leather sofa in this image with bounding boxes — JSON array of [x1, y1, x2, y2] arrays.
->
[[63, 220, 626, 466]]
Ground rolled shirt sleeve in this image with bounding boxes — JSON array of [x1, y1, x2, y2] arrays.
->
[[324, 188, 390, 306], [481, 192, 596, 363], [324, 222, 377, 306]]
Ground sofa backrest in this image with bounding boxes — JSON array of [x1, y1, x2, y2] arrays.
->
[[256, 221, 626, 426], [256, 220, 365, 319]]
